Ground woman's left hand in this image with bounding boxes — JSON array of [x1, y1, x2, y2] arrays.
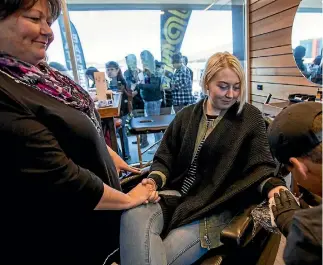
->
[[268, 186, 289, 199], [107, 145, 141, 174]]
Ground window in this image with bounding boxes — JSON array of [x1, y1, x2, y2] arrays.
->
[[48, 0, 247, 164]]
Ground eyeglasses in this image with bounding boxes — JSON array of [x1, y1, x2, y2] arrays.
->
[[106, 68, 117, 72]]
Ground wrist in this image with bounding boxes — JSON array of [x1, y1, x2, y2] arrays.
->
[[124, 193, 134, 209]]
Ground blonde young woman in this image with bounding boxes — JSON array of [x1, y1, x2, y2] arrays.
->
[[120, 52, 288, 265]]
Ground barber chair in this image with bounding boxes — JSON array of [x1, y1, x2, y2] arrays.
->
[[119, 170, 281, 265]]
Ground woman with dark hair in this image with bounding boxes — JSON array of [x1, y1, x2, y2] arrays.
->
[[0, 1, 157, 264], [85, 66, 99, 88], [106, 61, 132, 160]]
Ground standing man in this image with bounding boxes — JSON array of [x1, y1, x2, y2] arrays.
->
[[268, 102, 322, 265], [183, 55, 193, 82], [170, 52, 195, 113]]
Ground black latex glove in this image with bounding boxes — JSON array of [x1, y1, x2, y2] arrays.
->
[[271, 190, 300, 237]]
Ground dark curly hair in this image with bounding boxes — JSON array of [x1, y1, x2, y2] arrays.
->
[[0, 0, 61, 21]]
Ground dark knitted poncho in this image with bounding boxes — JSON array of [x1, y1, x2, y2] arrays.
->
[[149, 99, 285, 235]]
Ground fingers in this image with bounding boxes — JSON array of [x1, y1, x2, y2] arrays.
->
[[271, 205, 277, 217], [141, 179, 148, 185], [279, 189, 288, 206], [274, 193, 283, 210], [142, 178, 157, 190], [127, 166, 141, 174], [285, 190, 299, 208], [148, 191, 160, 203]]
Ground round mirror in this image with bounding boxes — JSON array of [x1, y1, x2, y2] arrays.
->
[[292, 0, 322, 86]]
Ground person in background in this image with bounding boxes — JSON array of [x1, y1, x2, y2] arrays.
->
[[124, 54, 144, 111], [294, 45, 309, 77], [171, 52, 195, 113], [120, 52, 287, 265], [85, 66, 99, 88], [49, 61, 73, 79], [106, 61, 132, 160], [136, 50, 163, 149], [310, 48, 323, 85], [183, 55, 193, 82], [155, 60, 170, 113], [268, 102, 322, 265], [0, 1, 157, 264], [313, 48, 322, 66], [124, 53, 146, 145]]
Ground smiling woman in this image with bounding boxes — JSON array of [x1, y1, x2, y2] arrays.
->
[[0, 0, 61, 65], [0, 0, 154, 264]]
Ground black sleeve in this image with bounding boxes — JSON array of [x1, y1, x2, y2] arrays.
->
[[243, 108, 286, 196], [0, 91, 104, 211], [149, 111, 183, 189], [284, 215, 322, 265]]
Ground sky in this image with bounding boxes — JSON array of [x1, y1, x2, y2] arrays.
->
[[46, 9, 234, 71]]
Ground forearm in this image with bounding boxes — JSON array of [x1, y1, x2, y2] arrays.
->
[[95, 183, 132, 210], [107, 145, 118, 170], [107, 145, 117, 157]]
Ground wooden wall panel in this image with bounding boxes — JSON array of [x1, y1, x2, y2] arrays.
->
[[251, 68, 302, 76], [251, 54, 296, 68], [251, 83, 319, 100], [252, 94, 286, 103], [250, 0, 300, 23], [251, 76, 318, 87], [251, 45, 292, 57], [251, 101, 264, 110], [250, 7, 297, 37], [250, 28, 292, 50], [249, 0, 321, 110], [250, 0, 275, 12]]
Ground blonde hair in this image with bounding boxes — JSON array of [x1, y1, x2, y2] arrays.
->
[[201, 52, 246, 114]]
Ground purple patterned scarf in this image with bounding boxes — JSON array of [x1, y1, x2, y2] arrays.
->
[[0, 53, 101, 133]]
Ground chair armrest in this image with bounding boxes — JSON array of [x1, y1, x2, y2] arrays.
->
[[220, 206, 260, 248], [120, 166, 150, 193]]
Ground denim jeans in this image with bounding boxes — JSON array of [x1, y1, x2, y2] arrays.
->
[[144, 100, 163, 143], [118, 115, 130, 158], [120, 192, 208, 265]]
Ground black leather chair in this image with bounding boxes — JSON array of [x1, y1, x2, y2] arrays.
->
[[120, 169, 281, 265]]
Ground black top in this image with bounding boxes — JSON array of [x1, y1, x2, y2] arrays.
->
[[0, 73, 121, 263]]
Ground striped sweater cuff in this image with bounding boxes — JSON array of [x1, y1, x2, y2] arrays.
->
[[148, 171, 167, 189]]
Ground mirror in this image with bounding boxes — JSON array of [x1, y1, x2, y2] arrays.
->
[[292, 0, 322, 86]]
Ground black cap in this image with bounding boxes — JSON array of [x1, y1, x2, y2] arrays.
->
[[268, 102, 322, 174]]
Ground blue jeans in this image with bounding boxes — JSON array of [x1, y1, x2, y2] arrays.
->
[[120, 195, 208, 265], [144, 100, 163, 143], [118, 115, 130, 158]]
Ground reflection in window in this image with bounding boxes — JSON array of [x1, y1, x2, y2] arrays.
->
[[49, 2, 246, 164], [292, 12, 323, 84]]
